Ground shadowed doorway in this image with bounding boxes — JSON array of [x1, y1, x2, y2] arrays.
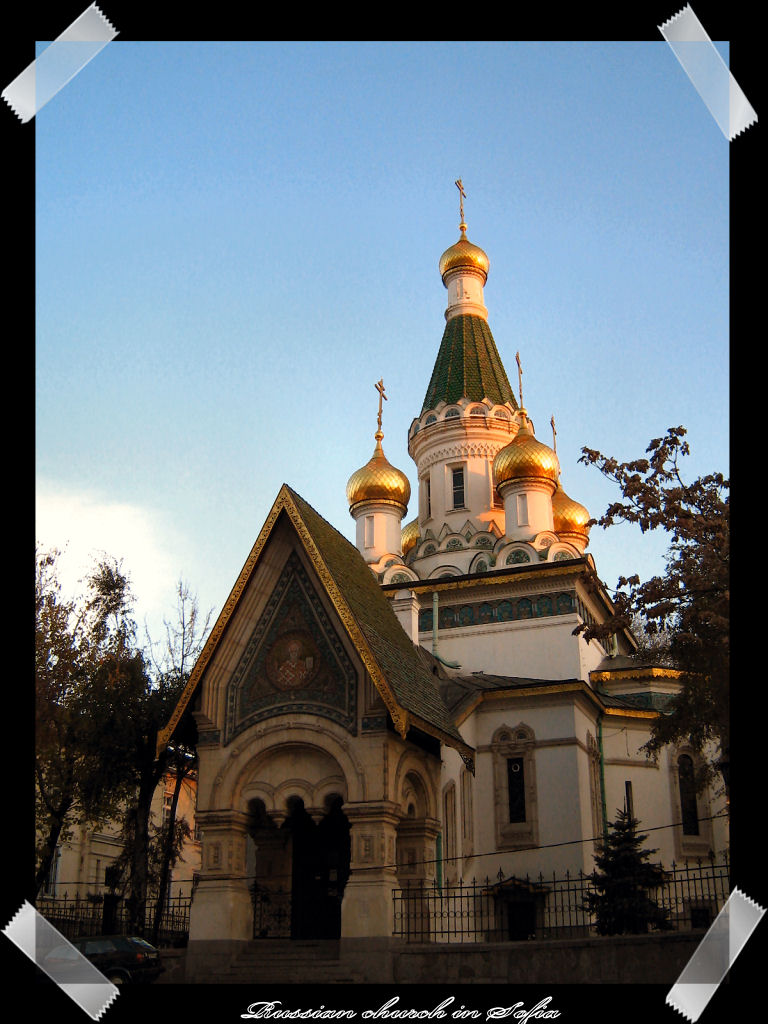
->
[[276, 794, 351, 940]]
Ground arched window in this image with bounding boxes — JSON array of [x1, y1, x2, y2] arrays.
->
[[443, 783, 457, 882], [491, 724, 538, 851], [678, 754, 699, 836], [671, 749, 713, 860], [461, 768, 474, 858]]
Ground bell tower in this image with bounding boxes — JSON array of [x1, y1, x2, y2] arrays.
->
[[406, 181, 519, 576]]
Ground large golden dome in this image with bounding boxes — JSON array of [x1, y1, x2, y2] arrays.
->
[[552, 479, 591, 540], [493, 414, 559, 491], [439, 226, 490, 283], [401, 518, 420, 558], [347, 433, 411, 515]]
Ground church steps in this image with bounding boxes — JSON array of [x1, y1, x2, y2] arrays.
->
[[217, 940, 366, 984]]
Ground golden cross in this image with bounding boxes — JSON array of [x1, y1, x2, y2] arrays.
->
[[515, 351, 524, 408], [455, 179, 466, 227], [375, 378, 387, 433], [551, 414, 557, 454]]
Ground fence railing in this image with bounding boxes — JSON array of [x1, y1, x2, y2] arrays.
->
[[393, 856, 730, 943], [252, 887, 292, 938], [36, 891, 192, 947]]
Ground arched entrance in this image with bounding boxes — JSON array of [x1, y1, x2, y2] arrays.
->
[[248, 793, 351, 939]]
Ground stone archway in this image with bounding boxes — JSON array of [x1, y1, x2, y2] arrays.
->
[[279, 793, 351, 939], [395, 769, 439, 885], [239, 745, 351, 939]]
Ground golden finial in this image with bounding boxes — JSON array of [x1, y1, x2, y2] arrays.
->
[[515, 351, 524, 409], [375, 378, 387, 439], [455, 178, 467, 236], [551, 414, 557, 455]]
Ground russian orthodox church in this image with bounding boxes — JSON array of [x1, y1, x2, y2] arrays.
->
[[159, 189, 727, 965]]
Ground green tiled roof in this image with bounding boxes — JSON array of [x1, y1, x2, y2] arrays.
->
[[421, 314, 518, 413], [285, 488, 472, 759]]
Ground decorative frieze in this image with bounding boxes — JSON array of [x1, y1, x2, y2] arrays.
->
[[418, 590, 581, 632], [362, 715, 387, 732]]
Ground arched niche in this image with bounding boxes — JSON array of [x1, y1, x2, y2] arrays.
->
[[213, 720, 366, 812]]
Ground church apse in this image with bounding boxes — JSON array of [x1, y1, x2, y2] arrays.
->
[[224, 552, 358, 743]]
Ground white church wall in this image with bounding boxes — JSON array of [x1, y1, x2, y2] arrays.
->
[[456, 702, 594, 881], [429, 616, 589, 681]]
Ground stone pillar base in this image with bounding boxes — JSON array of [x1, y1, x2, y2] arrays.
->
[[341, 874, 397, 937], [188, 879, 252, 941]]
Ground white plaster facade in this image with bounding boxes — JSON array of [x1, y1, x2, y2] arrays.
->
[[41, 771, 201, 901]]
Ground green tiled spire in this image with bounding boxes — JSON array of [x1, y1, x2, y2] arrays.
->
[[421, 314, 518, 413]]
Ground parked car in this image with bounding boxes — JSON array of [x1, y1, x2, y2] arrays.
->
[[40, 934, 163, 985]]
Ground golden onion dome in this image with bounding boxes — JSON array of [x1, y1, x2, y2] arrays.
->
[[346, 432, 411, 515], [552, 479, 591, 539], [401, 518, 420, 558], [439, 226, 490, 283], [493, 412, 559, 491]]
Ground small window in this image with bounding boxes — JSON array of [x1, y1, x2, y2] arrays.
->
[[624, 781, 634, 820], [461, 769, 473, 847], [492, 726, 538, 851], [506, 549, 531, 565], [445, 408, 460, 419], [452, 467, 465, 509], [85, 939, 118, 955], [517, 493, 529, 526], [364, 515, 374, 548], [444, 784, 457, 871], [46, 944, 80, 963], [678, 755, 699, 836], [507, 757, 526, 823], [163, 792, 173, 827]]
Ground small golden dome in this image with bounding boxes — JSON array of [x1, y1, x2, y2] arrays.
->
[[493, 413, 559, 491], [347, 433, 411, 515], [401, 518, 420, 557], [439, 226, 490, 283], [552, 479, 591, 539]]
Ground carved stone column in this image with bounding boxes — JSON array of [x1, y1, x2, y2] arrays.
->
[[188, 809, 252, 941], [396, 815, 440, 884], [340, 802, 400, 938]]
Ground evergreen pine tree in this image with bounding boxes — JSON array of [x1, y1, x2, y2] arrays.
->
[[584, 809, 671, 935]]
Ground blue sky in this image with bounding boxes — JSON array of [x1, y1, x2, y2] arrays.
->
[[35, 40, 729, 643]]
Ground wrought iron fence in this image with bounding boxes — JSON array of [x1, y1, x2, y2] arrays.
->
[[252, 886, 292, 938], [36, 891, 191, 947], [393, 856, 730, 943]]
